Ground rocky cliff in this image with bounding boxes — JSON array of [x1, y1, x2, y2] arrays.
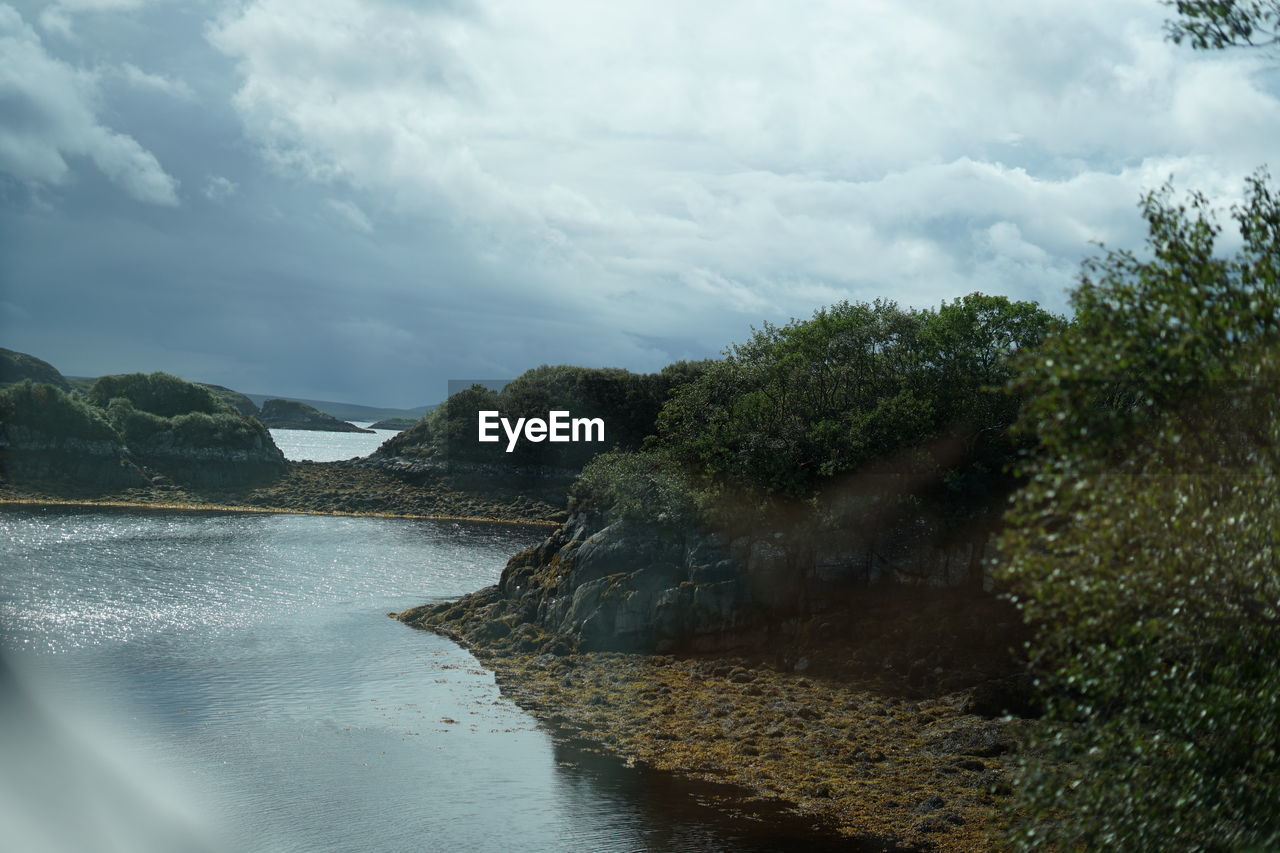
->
[[0, 423, 147, 490], [1, 378, 287, 492], [401, 504, 996, 656]]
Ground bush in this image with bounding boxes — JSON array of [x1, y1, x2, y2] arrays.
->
[[571, 450, 700, 523], [998, 174, 1280, 851], [657, 294, 1054, 508], [170, 410, 275, 451], [88, 372, 229, 418], [0, 381, 120, 443], [375, 363, 715, 470]]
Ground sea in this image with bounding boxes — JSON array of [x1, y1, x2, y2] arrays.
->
[[0, 428, 859, 853]]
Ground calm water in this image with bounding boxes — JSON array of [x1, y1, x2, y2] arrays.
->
[[0, 506, 858, 853], [268, 422, 399, 462]]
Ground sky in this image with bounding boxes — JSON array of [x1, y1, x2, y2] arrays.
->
[[1, 0, 1278, 408]]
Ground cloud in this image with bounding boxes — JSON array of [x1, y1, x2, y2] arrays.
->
[[0, 5, 179, 205], [202, 174, 237, 201], [207, 0, 1280, 330], [115, 63, 194, 100], [8, 0, 1280, 407], [38, 0, 149, 38], [326, 198, 373, 233]]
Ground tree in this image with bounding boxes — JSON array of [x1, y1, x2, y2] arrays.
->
[[1165, 1, 1280, 49], [999, 175, 1280, 851]]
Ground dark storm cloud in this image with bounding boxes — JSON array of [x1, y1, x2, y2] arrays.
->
[[1, 0, 1277, 407]]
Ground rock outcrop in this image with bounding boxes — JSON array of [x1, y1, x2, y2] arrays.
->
[[0, 381, 146, 489], [0, 423, 147, 490], [259, 399, 374, 433], [123, 425, 286, 489], [401, 506, 995, 655], [1, 378, 287, 492]]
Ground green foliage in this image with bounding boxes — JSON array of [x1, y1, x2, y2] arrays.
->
[[105, 397, 169, 443], [657, 295, 1055, 506], [571, 450, 700, 523], [0, 348, 71, 392], [169, 410, 274, 451], [106, 395, 274, 452], [999, 177, 1280, 851], [376, 363, 714, 470], [1165, 0, 1280, 49], [1010, 173, 1280, 469], [88, 372, 230, 418], [0, 381, 119, 443]]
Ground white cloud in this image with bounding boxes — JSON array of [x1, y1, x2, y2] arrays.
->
[[203, 175, 237, 201], [38, 0, 149, 38], [208, 0, 1280, 330], [326, 198, 373, 233], [116, 62, 194, 100], [0, 5, 179, 205]]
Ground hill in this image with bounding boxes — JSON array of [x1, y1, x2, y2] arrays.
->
[[243, 394, 433, 424], [0, 349, 71, 392]]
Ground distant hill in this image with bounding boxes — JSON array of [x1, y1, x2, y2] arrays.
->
[[243, 394, 432, 424], [369, 416, 418, 430], [259, 399, 374, 433], [1, 348, 71, 392]]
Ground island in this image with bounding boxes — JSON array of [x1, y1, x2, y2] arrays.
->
[[258, 398, 375, 433]]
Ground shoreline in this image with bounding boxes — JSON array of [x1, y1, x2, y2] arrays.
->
[[0, 497, 559, 528], [0, 458, 566, 528], [400, 591, 1031, 853]]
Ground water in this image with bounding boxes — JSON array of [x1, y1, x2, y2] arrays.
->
[[268, 422, 399, 462], [0, 506, 859, 853]]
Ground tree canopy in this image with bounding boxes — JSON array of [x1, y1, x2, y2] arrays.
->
[[655, 294, 1055, 507], [998, 174, 1280, 851], [1165, 0, 1280, 49]]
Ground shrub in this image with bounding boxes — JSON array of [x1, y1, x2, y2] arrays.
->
[[88, 372, 229, 418], [999, 174, 1280, 851], [571, 450, 700, 523], [657, 295, 1054, 509], [0, 381, 120, 443]]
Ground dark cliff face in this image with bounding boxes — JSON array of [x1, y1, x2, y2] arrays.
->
[[402, 505, 995, 656], [259, 399, 374, 433], [0, 381, 144, 489], [1, 380, 287, 492], [1, 424, 148, 490], [122, 423, 287, 488]]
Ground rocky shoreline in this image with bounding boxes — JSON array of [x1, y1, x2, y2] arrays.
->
[[0, 458, 565, 525], [4, 457, 1034, 849], [399, 592, 1030, 852]]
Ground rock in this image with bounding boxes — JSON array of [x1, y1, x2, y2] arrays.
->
[[914, 812, 965, 833], [914, 794, 946, 813], [925, 721, 1017, 758]]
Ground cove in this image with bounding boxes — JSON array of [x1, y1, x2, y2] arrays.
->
[[0, 506, 870, 852]]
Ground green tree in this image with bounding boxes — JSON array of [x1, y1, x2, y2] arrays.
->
[[657, 295, 1054, 506], [1165, 0, 1280, 49], [999, 176, 1280, 851]]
